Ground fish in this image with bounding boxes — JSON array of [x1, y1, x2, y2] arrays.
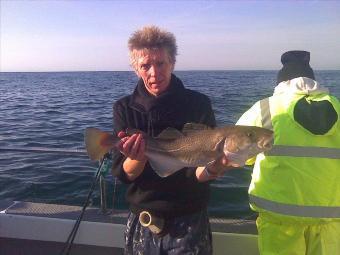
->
[[84, 123, 273, 177]]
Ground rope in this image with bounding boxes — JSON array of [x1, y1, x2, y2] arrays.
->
[[112, 175, 118, 210]]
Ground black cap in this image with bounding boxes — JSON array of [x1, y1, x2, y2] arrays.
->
[[277, 50, 315, 84]]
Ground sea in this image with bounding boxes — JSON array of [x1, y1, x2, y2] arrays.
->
[[1, 70, 339, 219]]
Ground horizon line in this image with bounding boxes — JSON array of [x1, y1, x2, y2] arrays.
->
[[1, 69, 339, 73]]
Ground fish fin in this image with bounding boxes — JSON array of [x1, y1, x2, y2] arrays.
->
[[156, 128, 184, 140], [84, 128, 117, 161], [214, 137, 226, 153], [146, 153, 186, 178], [206, 159, 217, 167], [182, 123, 212, 134]]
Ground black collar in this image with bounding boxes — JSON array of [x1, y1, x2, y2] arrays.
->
[[129, 74, 186, 112]]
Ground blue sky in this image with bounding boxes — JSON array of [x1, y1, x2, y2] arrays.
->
[[1, 0, 339, 72]]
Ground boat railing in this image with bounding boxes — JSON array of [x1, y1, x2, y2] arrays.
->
[[0, 146, 112, 215]]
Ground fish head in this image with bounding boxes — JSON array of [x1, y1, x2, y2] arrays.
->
[[223, 126, 273, 157]]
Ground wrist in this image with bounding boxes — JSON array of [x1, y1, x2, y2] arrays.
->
[[203, 166, 218, 178], [123, 158, 146, 180]]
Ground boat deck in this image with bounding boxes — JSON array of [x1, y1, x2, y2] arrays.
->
[[0, 200, 259, 255]]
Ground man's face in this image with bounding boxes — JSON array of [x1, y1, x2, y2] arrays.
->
[[136, 49, 174, 96]]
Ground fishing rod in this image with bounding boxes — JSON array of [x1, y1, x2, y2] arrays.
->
[[0, 146, 87, 155], [59, 153, 112, 255]]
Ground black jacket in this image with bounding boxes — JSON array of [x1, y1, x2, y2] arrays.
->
[[112, 74, 216, 218]]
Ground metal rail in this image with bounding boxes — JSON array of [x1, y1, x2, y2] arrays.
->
[[0, 145, 109, 214], [0, 146, 87, 155], [0, 146, 114, 253]]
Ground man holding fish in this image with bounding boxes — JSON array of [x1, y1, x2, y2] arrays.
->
[[93, 25, 273, 255]]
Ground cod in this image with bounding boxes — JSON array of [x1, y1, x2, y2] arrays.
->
[[84, 123, 273, 177]]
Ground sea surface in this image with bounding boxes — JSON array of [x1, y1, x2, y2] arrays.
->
[[1, 70, 339, 219]]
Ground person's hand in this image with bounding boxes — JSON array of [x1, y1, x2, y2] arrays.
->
[[205, 156, 233, 177], [116, 131, 146, 161], [224, 150, 248, 167]]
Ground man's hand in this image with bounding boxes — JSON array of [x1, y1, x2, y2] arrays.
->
[[206, 156, 234, 177], [196, 155, 239, 182], [117, 131, 146, 161], [116, 131, 147, 181], [224, 150, 248, 167]]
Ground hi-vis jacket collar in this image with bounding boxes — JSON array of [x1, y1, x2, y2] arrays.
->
[[274, 77, 329, 96]]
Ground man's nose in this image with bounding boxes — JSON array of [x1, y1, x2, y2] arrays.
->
[[149, 65, 160, 76]]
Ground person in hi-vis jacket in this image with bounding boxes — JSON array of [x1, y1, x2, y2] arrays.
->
[[236, 51, 340, 255]]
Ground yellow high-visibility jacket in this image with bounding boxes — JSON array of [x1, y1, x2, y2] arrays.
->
[[237, 77, 340, 220]]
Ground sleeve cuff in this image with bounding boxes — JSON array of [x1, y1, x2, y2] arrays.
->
[[111, 149, 133, 184]]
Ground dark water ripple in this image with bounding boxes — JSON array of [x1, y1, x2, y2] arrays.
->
[[0, 70, 339, 218]]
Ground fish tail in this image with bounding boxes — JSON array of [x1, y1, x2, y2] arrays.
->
[[84, 128, 117, 161]]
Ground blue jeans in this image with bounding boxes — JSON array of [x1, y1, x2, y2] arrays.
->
[[124, 210, 213, 255]]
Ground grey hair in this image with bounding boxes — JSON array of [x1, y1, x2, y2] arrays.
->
[[128, 26, 178, 71]]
